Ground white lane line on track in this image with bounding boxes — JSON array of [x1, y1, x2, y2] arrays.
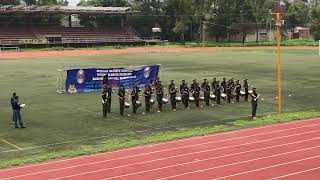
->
[[47, 131, 320, 180], [268, 166, 320, 180], [159, 149, 320, 180], [214, 158, 320, 180], [1, 118, 318, 173], [4, 123, 320, 180]]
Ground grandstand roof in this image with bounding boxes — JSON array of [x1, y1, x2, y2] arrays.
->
[[0, 5, 135, 15]]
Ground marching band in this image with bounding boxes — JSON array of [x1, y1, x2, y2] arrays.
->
[[102, 77, 260, 119]]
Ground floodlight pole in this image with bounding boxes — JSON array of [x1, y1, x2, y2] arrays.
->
[[276, 13, 282, 114]]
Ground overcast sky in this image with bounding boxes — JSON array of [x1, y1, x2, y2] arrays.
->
[[68, 0, 81, 6]]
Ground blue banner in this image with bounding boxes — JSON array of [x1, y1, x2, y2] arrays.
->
[[66, 65, 160, 93]]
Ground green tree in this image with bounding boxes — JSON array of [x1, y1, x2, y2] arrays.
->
[[311, 5, 320, 40], [0, 0, 20, 5], [286, 0, 309, 28]]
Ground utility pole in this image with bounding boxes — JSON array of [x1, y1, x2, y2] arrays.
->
[[276, 13, 282, 114]]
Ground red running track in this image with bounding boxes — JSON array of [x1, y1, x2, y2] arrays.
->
[[1, 118, 320, 180]]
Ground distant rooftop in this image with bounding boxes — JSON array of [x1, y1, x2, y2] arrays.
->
[[0, 5, 135, 15]]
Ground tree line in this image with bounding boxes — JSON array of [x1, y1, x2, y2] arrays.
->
[[78, 0, 320, 42], [0, 0, 319, 41]]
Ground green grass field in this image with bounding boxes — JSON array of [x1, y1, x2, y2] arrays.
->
[[0, 48, 320, 168]]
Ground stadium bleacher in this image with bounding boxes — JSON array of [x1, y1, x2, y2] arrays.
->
[[0, 26, 143, 45], [0, 5, 145, 46]]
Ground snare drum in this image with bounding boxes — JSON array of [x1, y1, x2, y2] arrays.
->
[[175, 96, 182, 102], [199, 96, 205, 101], [150, 99, 155, 104], [210, 94, 216, 100], [124, 102, 130, 108], [189, 97, 195, 102], [221, 93, 227, 98], [248, 90, 253, 94], [136, 101, 142, 107], [162, 98, 169, 104], [240, 90, 246, 96]]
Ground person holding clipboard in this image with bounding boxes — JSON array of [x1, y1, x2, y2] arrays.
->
[[11, 95, 26, 128]]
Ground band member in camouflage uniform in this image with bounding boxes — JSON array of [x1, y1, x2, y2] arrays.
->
[[192, 82, 201, 107], [226, 81, 232, 103], [235, 80, 242, 102], [154, 77, 160, 89], [203, 81, 211, 106], [168, 80, 177, 111], [117, 84, 125, 116], [221, 78, 227, 94], [190, 79, 197, 93], [201, 79, 207, 90], [180, 80, 190, 109], [101, 83, 108, 118], [156, 81, 164, 112], [215, 81, 222, 104], [131, 85, 139, 114], [250, 87, 259, 119], [211, 78, 217, 91], [244, 79, 249, 101], [143, 84, 152, 113], [106, 83, 112, 113]]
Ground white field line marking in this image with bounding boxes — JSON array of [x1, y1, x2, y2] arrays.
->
[[1, 117, 318, 173], [268, 166, 320, 180], [0, 113, 249, 154], [158, 148, 320, 180], [45, 131, 320, 180], [214, 157, 320, 180], [5, 123, 320, 179], [0, 138, 21, 150]]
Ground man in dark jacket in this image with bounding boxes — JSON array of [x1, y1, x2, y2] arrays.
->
[[12, 96, 25, 128], [10, 92, 17, 124]]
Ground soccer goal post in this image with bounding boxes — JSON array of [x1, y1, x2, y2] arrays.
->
[[56, 69, 66, 94]]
